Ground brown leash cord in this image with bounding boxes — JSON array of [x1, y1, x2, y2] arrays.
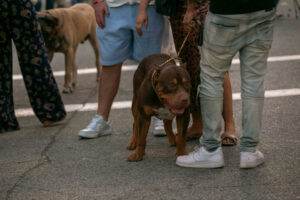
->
[[151, 28, 192, 101], [158, 29, 191, 67]]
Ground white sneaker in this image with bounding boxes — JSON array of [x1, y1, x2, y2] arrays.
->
[[152, 117, 166, 137], [240, 149, 264, 169], [176, 146, 224, 168], [78, 115, 112, 139]]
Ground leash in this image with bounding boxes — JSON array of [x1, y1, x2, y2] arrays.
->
[[151, 26, 193, 102], [157, 28, 191, 68]]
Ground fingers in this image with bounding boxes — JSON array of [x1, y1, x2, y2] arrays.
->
[[94, 3, 109, 29], [135, 22, 143, 36], [135, 19, 148, 36], [104, 5, 109, 17]]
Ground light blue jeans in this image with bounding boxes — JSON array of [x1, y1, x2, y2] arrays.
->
[[199, 9, 276, 152]]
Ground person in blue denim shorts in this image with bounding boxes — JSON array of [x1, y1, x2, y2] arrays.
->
[[78, 0, 164, 138], [176, 0, 276, 169]]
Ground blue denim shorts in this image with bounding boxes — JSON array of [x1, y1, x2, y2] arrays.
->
[[97, 4, 164, 66]]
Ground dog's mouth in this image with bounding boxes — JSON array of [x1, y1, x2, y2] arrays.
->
[[169, 107, 185, 115], [162, 100, 186, 115]]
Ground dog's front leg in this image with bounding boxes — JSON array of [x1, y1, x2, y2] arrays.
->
[[128, 116, 150, 161], [175, 110, 190, 157], [63, 47, 75, 93], [163, 119, 176, 146], [127, 99, 138, 150]]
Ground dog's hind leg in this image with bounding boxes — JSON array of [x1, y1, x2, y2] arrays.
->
[[88, 30, 101, 81], [63, 47, 75, 93], [71, 46, 78, 89], [175, 110, 190, 157], [163, 119, 176, 146], [128, 116, 150, 161]]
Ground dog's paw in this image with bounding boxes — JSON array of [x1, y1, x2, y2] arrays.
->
[[128, 151, 143, 161], [126, 142, 136, 150], [168, 135, 176, 147], [62, 87, 73, 94], [169, 142, 176, 147]]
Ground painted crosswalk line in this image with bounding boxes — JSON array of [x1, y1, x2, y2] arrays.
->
[[15, 88, 300, 117]]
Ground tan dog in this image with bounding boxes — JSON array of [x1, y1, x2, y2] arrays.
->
[[37, 3, 100, 93]]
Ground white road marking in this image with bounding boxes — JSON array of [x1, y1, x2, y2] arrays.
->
[[15, 88, 300, 117], [12, 54, 300, 80]]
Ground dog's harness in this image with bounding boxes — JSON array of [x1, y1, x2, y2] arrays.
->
[[151, 28, 192, 103]]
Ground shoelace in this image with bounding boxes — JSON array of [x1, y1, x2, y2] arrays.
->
[[87, 117, 102, 129]]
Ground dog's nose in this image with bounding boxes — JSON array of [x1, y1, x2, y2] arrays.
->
[[181, 96, 189, 105]]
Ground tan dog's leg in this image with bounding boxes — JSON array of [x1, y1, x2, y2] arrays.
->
[[88, 30, 101, 81], [71, 46, 78, 89], [63, 47, 75, 93], [163, 119, 176, 146], [175, 111, 190, 157], [128, 117, 150, 161]]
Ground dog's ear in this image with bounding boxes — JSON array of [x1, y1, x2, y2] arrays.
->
[[180, 63, 187, 70], [37, 12, 58, 27]]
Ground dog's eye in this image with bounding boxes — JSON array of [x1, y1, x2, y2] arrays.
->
[[168, 82, 177, 90], [184, 82, 191, 90]]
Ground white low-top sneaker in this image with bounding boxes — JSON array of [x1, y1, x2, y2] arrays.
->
[[176, 146, 224, 168], [152, 117, 166, 137], [78, 115, 112, 139], [240, 149, 264, 169]]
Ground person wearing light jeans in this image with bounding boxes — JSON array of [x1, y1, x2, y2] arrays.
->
[[176, 0, 276, 169]]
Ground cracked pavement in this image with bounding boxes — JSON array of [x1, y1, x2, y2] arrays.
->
[[1, 5, 300, 200]]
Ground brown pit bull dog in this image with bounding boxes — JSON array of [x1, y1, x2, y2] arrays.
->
[[37, 3, 100, 93], [127, 54, 191, 161]]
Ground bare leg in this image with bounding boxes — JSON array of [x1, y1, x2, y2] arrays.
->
[[97, 63, 122, 121], [186, 110, 203, 140], [222, 72, 237, 145]]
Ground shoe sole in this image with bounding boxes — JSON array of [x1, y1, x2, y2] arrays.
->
[[240, 159, 264, 169], [152, 129, 166, 137], [78, 129, 112, 139], [176, 160, 224, 168]]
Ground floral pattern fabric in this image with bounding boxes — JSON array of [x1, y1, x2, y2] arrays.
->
[[170, 0, 209, 112], [0, 0, 66, 133]]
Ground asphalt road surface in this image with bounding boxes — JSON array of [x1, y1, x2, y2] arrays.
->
[[1, 8, 300, 200]]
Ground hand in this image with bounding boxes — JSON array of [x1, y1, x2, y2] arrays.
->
[[135, 10, 148, 36], [182, 3, 197, 32], [93, 1, 109, 29]]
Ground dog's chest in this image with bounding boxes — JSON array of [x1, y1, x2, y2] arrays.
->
[[153, 107, 175, 120]]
